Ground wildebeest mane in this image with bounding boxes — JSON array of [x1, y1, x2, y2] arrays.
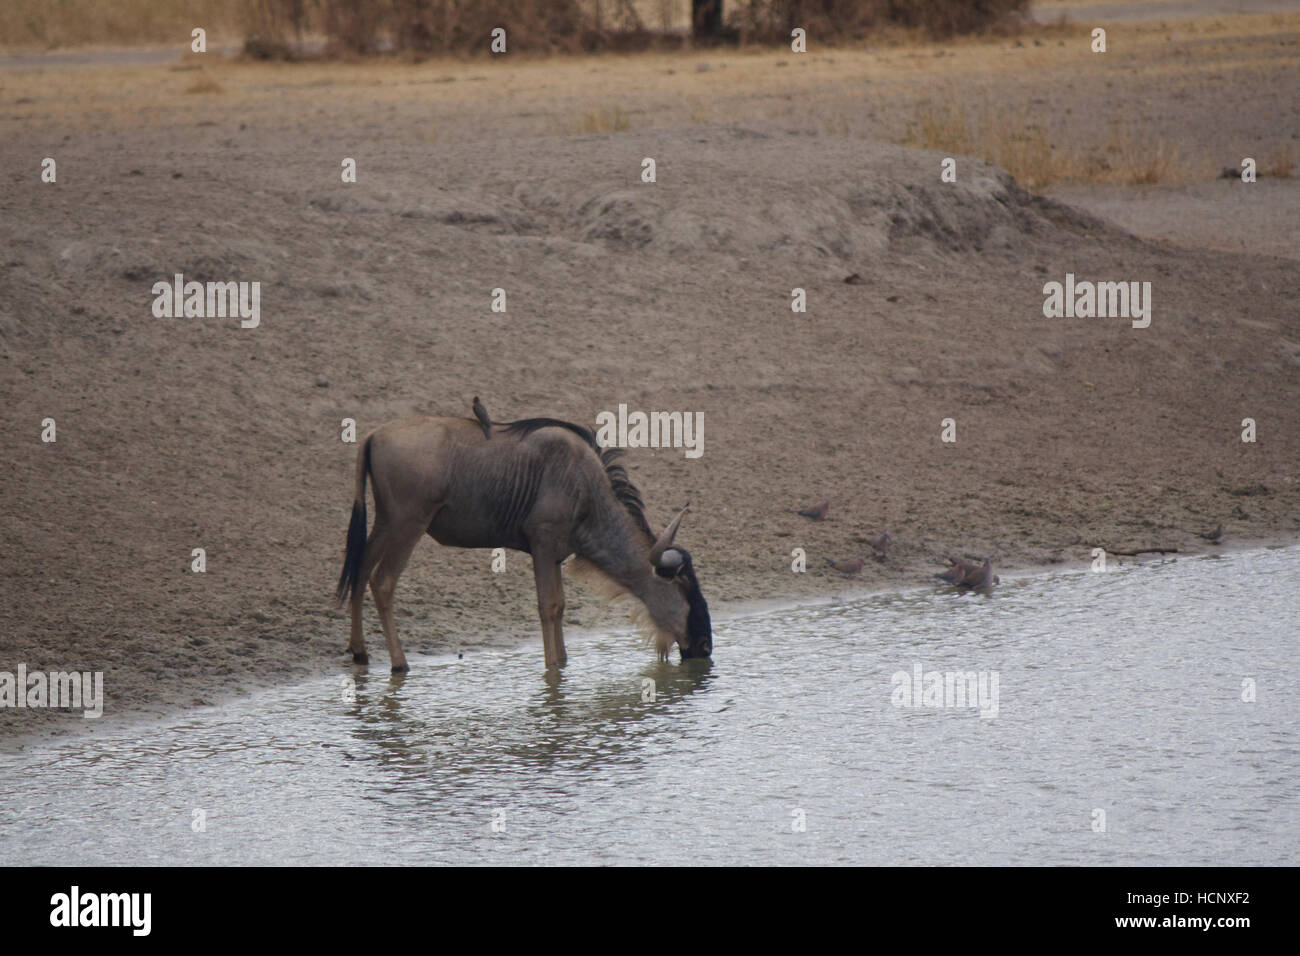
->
[[503, 417, 654, 540]]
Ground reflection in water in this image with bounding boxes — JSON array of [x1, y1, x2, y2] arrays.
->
[[0, 547, 1296, 865], [347, 658, 715, 795]]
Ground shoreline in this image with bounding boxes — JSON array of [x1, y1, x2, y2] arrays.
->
[[4, 536, 1293, 755]]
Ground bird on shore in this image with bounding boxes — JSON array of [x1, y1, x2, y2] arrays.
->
[[962, 557, 999, 588], [1197, 523, 1224, 544], [825, 556, 864, 576], [867, 530, 892, 557], [796, 498, 829, 521], [936, 556, 999, 588], [936, 558, 967, 585], [472, 396, 491, 439]]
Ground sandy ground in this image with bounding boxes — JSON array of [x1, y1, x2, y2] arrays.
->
[[1, 9, 1297, 748], [1033, 0, 1300, 21], [1046, 181, 1300, 260]]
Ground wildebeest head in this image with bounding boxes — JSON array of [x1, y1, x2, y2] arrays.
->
[[647, 506, 712, 660]]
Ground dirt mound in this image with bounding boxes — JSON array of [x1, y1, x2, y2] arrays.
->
[[506, 130, 1115, 269], [309, 188, 537, 235]]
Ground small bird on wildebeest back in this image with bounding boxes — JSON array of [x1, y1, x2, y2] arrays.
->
[[795, 498, 829, 521], [867, 530, 892, 557], [825, 555, 864, 576], [472, 396, 491, 440]]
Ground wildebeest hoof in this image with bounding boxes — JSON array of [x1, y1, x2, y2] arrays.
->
[[391, 664, 409, 674], [351, 651, 368, 665]]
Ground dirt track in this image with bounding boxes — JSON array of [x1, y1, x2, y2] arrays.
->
[[1, 13, 1297, 746]]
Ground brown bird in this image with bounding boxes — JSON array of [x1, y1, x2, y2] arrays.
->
[[867, 530, 892, 557], [825, 556, 864, 576], [936, 558, 967, 585], [962, 557, 999, 588], [796, 498, 829, 521], [472, 396, 491, 440], [1197, 523, 1224, 544], [937, 556, 998, 588]]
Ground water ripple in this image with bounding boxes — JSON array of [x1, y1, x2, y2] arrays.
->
[[1, 547, 1297, 864]]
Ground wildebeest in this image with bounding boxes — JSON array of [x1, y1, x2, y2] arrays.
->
[[336, 413, 712, 672]]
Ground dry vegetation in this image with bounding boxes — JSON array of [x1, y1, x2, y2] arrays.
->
[[183, 70, 226, 93], [575, 104, 632, 132], [238, 0, 1028, 55], [732, 0, 1029, 42], [0, 0, 242, 49], [1, 0, 1029, 53], [1262, 144, 1295, 178], [6, 10, 1292, 190], [903, 101, 1187, 188]]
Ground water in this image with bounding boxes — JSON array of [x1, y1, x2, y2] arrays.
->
[[3, 547, 1296, 865]]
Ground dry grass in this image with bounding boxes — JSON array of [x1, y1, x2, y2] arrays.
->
[[1262, 144, 1295, 179], [1035, 0, 1186, 6], [1, 0, 1032, 53], [733, 0, 1030, 43], [0, 0, 239, 49], [574, 105, 631, 134], [821, 112, 852, 137], [1101, 123, 1182, 185], [184, 72, 225, 94], [903, 99, 1197, 188], [904, 101, 1074, 189]]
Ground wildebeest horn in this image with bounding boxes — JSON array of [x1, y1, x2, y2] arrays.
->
[[648, 503, 689, 567]]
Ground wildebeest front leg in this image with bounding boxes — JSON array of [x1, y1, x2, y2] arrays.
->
[[532, 554, 567, 668]]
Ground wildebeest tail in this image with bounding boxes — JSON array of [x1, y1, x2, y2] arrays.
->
[[335, 435, 372, 605]]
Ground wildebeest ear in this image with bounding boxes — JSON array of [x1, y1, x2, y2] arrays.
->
[[648, 504, 689, 567], [654, 547, 685, 577], [655, 547, 695, 580]]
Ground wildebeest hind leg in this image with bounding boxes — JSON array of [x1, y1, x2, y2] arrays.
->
[[369, 523, 425, 673], [346, 519, 390, 665], [348, 590, 368, 665]]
